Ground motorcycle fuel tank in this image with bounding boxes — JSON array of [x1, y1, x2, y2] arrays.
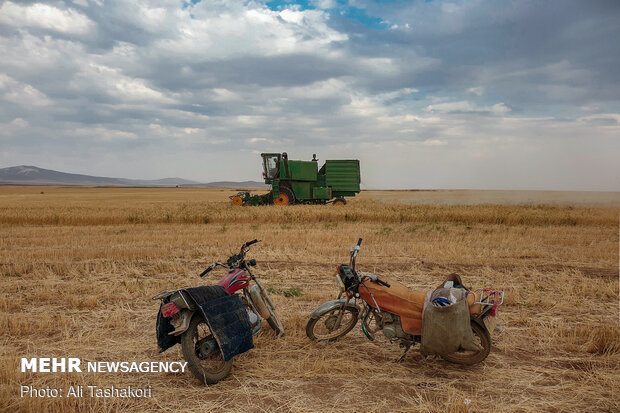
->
[[218, 268, 250, 293], [359, 277, 426, 336]]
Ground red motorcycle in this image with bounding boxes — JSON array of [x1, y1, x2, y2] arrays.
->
[[154, 240, 283, 384], [306, 239, 503, 365]]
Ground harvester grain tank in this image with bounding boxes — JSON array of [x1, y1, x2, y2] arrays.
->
[[231, 152, 361, 206]]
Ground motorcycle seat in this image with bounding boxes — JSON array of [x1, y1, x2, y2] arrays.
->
[[369, 277, 427, 307]]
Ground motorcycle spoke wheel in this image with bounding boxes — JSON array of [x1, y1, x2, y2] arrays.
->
[[362, 310, 384, 342], [249, 285, 270, 319], [262, 289, 285, 336], [440, 321, 491, 366], [181, 316, 232, 384], [306, 307, 358, 341]]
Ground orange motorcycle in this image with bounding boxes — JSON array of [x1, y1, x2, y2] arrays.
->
[[306, 239, 503, 365]]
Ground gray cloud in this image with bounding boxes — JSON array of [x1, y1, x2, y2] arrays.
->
[[349, 0, 620, 107], [0, 0, 618, 189]]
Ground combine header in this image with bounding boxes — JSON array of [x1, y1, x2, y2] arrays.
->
[[231, 152, 360, 206]]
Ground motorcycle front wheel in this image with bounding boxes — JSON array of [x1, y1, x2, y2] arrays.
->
[[181, 315, 233, 384], [262, 288, 285, 336], [440, 321, 491, 365], [306, 305, 359, 341]]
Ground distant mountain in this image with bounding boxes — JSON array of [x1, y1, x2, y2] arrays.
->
[[0, 165, 267, 188], [194, 181, 269, 189]]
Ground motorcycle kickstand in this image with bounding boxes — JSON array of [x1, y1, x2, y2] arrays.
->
[[397, 343, 413, 363]]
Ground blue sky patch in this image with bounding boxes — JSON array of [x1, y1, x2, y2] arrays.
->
[[183, 0, 202, 9], [266, 0, 387, 30]]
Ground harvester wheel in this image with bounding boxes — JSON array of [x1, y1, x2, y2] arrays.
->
[[273, 187, 294, 205], [333, 198, 346, 206], [231, 196, 243, 206]]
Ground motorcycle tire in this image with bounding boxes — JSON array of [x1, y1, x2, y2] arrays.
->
[[249, 285, 271, 319], [306, 306, 359, 341], [181, 315, 233, 385], [440, 321, 491, 365], [262, 288, 285, 336]]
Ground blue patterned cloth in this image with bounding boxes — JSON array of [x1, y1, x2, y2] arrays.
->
[[197, 294, 254, 361]]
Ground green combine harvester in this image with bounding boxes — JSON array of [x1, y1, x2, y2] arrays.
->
[[231, 152, 361, 206]]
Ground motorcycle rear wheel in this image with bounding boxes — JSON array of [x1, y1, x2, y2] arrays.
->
[[306, 306, 359, 341], [440, 321, 491, 365], [181, 315, 233, 385]]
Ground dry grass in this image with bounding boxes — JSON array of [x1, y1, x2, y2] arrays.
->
[[1, 186, 618, 412]]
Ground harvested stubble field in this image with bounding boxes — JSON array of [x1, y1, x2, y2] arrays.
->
[[1, 186, 619, 412]]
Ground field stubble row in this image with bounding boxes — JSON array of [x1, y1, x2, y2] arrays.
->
[[1, 187, 618, 412], [0, 187, 617, 227]]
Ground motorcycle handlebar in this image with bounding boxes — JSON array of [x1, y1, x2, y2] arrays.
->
[[244, 239, 260, 247], [376, 278, 390, 288], [366, 274, 390, 288], [201, 240, 260, 277], [199, 263, 219, 277]]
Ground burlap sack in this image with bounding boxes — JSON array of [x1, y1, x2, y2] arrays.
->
[[420, 287, 482, 356]]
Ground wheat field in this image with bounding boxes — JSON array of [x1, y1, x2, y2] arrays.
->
[[1, 186, 618, 412]]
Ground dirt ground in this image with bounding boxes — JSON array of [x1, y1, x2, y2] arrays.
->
[[1, 186, 618, 412]]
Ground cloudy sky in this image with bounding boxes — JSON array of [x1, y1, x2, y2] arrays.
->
[[0, 0, 618, 190]]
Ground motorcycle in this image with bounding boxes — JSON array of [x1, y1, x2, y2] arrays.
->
[[153, 239, 284, 384], [306, 239, 503, 365]]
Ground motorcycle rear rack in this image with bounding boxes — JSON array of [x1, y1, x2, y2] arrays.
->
[[473, 288, 504, 306]]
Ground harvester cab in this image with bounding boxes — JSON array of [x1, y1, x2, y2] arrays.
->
[[231, 152, 360, 206], [261, 153, 281, 180]]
